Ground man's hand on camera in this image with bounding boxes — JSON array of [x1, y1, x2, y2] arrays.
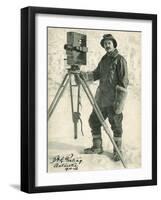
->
[[80, 71, 87, 80], [74, 71, 94, 85], [80, 71, 94, 82], [74, 71, 86, 85]]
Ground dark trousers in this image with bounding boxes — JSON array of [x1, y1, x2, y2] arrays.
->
[[89, 106, 123, 138]]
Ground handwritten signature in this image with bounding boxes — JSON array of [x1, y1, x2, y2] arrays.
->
[[50, 153, 83, 171]]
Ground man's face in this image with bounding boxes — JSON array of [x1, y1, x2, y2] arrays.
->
[[103, 39, 115, 53]]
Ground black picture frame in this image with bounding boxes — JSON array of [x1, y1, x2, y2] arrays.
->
[[21, 6, 157, 193]]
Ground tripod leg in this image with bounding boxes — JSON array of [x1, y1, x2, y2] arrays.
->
[[48, 73, 68, 115], [77, 83, 81, 113], [69, 74, 78, 139], [48, 73, 68, 114], [48, 74, 70, 120], [76, 74, 127, 168]]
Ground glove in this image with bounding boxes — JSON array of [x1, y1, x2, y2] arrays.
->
[[74, 72, 87, 85], [113, 85, 127, 114], [80, 71, 94, 82]]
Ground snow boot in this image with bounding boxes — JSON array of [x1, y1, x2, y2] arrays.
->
[[113, 137, 122, 161], [84, 137, 103, 154]]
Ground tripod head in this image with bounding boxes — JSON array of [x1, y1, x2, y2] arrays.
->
[[64, 32, 88, 66], [68, 65, 81, 74]]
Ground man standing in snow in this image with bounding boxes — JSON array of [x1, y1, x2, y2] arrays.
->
[[82, 34, 129, 161]]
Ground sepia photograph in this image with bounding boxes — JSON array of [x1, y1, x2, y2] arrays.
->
[[47, 27, 141, 172]]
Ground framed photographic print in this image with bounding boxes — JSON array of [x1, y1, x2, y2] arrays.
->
[[21, 6, 157, 193]]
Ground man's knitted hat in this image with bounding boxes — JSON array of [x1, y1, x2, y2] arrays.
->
[[100, 34, 117, 48]]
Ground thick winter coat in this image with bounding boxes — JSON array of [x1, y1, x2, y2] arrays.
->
[[92, 49, 129, 108]]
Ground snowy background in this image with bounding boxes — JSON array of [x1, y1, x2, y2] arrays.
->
[[47, 27, 141, 172]]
